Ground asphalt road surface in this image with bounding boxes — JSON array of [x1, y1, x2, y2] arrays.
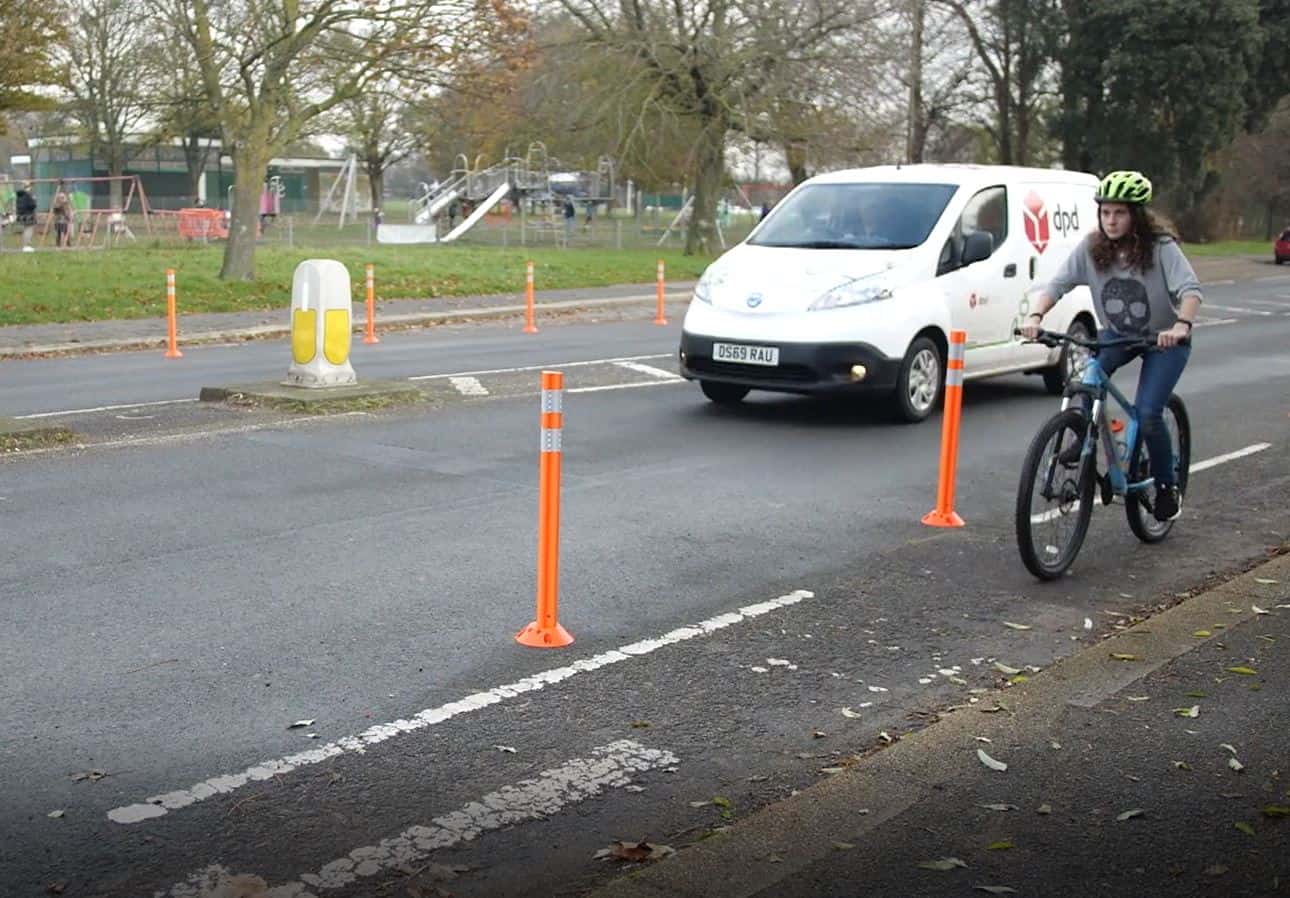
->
[[2, 272, 1288, 897]]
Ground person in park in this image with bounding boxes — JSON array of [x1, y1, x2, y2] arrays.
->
[[1019, 170, 1202, 523], [52, 180, 73, 247], [562, 196, 576, 242], [13, 182, 38, 252]]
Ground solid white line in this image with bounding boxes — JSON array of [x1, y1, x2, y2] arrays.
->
[[613, 360, 682, 380], [107, 588, 812, 825], [1190, 442, 1271, 473], [1029, 443, 1272, 522], [1201, 279, 1236, 286], [1202, 303, 1273, 316], [1256, 275, 1290, 282], [567, 380, 687, 394], [1194, 318, 1238, 328], [448, 376, 489, 396], [159, 740, 677, 898], [13, 397, 197, 420], [407, 353, 671, 381]]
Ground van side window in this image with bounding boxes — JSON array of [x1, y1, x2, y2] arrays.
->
[[937, 186, 1008, 275]]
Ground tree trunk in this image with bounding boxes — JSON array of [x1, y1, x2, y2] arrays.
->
[[184, 136, 210, 205], [907, 0, 925, 163], [221, 149, 269, 281], [684, 123, 726, 256], [784, 141, 809, 186], [109, 157, 125, 209], [366, 160, 384, 214]]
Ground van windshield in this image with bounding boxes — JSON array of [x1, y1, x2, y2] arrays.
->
[[751, 182, 957, 250]]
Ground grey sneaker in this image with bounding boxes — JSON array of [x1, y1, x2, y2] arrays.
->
[[1153, 485, 1182, 522]]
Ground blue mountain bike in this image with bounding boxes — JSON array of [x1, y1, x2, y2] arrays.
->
[[1014, 329, 1191, 580]]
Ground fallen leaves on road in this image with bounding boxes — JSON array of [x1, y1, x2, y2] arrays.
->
[[1235, 822, 1256, 836], [992, 662, 1021, 675], [630, 720, 651, 729], [44, 882, 65, 896], [980, 803, 1017, 812], [840, 707, 862, 719], [1036, 803, 1052, 815], [918, 857, 968, 871], [975, 887, 1018, 895], [1116, 808, 1144, 821], [1204, 864, 1229, 877], [1229, 757, 1245, 773], [1262, 805, 1290, 818], [1125, 695, 1150, 702], [287, 719, 315, 729], [47, 810, 64, 819], [1110, 653, 1141, 661], [1226, 666, 1258, 676], [1253, 578, 1279, 585], [1002, 621, 1032, 631], [494, 745, 517, 754], [1220, 743, 1238, 755], [1193, 630, 1212, 638], [1251, 605, 1270, 615], [1084, 617, 1094, 630], [595, 840, 675, 863], [986, 840, 1014, 850], [977, 749, 1008, 772], [1174, 705, 1200, 718], [70, 770, 107, 783]]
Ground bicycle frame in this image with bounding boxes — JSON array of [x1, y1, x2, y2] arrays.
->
[[1058, 356, 1153, 497]]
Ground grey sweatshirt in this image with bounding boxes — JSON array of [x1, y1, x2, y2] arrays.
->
[[1045, 235, 1203, 335]]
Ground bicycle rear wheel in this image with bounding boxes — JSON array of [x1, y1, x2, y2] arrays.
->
[[1016, 409, 1097, 580], [1126, 394, 1191, 542]]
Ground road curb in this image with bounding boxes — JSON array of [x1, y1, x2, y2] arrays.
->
[[0, 293, 693, 360], [589, 550, 1290, 898]]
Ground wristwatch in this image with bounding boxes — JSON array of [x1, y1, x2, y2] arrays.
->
[[1177, 319, 1194, 331]]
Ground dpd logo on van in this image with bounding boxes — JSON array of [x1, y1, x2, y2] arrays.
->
[[1023, 191, 1051, 254], [1023, 191, 1081, 255]]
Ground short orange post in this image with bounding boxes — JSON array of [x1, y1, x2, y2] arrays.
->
[[523, 260, 538, 334], [653, 259, 668, 325], [517, 370, 574, 648], [362, 263, 379, 344], [164, 269, 183, 359], [922, 329, 966, 527]]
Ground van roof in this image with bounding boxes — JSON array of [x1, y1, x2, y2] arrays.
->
[[807, 164, 1099, 190]]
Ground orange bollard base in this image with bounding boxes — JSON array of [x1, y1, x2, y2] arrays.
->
[[363, 333, 380, 345], [164, 347, 183, 359], [921, 509, 965, 528], [515, 620, 574, 648], [653, 313, 668, 326]]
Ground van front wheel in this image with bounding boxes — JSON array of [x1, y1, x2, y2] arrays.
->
[[892, 336, 943, 423], [700, 380, 750, 405]]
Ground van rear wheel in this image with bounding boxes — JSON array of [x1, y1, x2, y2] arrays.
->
[[700, 380, 750, 405], [891, 336, 943, 423]]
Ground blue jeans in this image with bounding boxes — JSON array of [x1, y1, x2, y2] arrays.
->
[[1095, 329, 1190, 487]]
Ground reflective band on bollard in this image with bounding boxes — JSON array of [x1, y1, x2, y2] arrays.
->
[[922, 329, 966, 527], [362, 263, 379, 344], [517, 370, 573, 647]]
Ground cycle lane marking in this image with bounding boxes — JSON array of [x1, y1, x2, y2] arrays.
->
[[108, 588, 812, 825], [158, 740, 678, 898]]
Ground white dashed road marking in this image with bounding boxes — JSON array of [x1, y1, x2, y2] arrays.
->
[[568, 380, 688, 394], [1201, 303, 1274, 316], [109, 588, 812, 825], [15, 398, 197, 419], [448, 376, 489, 396], [407, 353, 671, 382], [613, 360, 683, 380], [1029, 443, 1271, 523], [159, 740, 678, 898]]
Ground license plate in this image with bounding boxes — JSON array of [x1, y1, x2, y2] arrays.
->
[[712, 342, 779, 366]]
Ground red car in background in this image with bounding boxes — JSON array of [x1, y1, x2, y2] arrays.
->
[[1277, 228, 1290, 264]]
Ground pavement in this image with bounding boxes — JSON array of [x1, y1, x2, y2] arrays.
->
[[0, 281, 697, 358], [589, 550, 1290, 898]]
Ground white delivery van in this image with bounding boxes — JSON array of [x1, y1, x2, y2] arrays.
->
[[678, 164, 1100, 421]]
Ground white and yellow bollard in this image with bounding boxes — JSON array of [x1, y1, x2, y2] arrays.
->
[[285, 259, 357, 388]]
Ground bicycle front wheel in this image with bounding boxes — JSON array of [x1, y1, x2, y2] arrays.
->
[[1016, 409, 1097, 580], [1126, 394, 1191, 543]]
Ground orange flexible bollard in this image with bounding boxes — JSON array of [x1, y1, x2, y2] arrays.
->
[[517, 371, 574, 648], [653, 259, 668, 325], [363, 263, 379, 344], [922, 329, 967, 527], [523, 260, 538, 334], [164, 269, 183, 359]]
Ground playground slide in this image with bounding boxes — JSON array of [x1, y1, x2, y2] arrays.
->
[[413, 188, 461, 224], [440, 183, 510, 243]]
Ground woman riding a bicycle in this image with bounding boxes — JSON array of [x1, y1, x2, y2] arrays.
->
[[1019, 170, 1202, 522]]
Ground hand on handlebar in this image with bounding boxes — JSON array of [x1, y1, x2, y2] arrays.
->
[[1157, 322, 1191, 348], [1017, 315, 1043, 341]]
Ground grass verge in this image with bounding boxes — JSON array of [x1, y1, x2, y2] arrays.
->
[[0, 243, 714, 327]]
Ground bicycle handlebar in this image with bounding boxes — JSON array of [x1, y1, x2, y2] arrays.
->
[[1012, 328, 1190, 350]]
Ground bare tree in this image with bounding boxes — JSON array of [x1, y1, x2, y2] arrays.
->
[[340, 85, 416, 215], [0, 0, 66, 130], [549, 0, 878, 255], [61, 0, 157, 206], [153, 0, 523, 280], [931, 0, 1057, 164]]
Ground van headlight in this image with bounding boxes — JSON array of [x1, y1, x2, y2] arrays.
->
[[808, 278, 892, 311], [693, 268, 726, 304]]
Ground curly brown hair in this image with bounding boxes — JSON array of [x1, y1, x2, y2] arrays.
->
[[1090, 206, 1180, 273]]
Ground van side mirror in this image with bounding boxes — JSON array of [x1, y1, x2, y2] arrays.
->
[[961, 231, 994, 266]]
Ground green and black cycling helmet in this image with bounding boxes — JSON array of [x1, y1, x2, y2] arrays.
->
[[1095, 170, 1152, 205]]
